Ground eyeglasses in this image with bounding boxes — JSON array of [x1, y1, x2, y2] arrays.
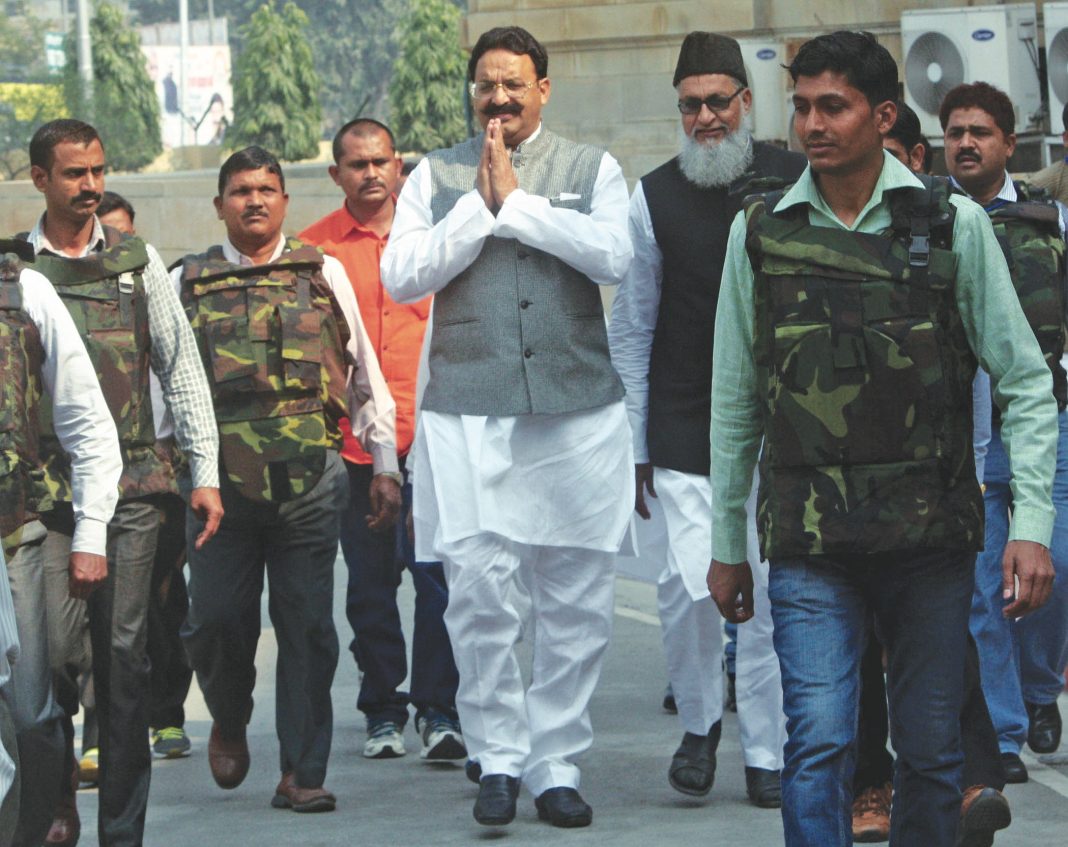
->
[[468, 79, 538, 101], [677, 88, 747, 116]]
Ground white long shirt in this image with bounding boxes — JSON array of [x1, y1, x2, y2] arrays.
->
[[169, 234, 399, 474], [381, 125, 635, 558], [18, 268, 122, 555]]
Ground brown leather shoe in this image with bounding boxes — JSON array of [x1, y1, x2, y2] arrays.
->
[[46, 751, 81, 845], [208, 722, 250, 789], [270, 772, 336, 813], [852, 782, 892, 843], [959, 785, 1011, 847]]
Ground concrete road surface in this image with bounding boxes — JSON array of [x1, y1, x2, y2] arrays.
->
[[71, 556, 1068, 846]]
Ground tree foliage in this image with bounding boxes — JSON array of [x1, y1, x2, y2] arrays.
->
[[0, 84, 67, 180], [389, 0, 468, 153], [0, 2, 49, 82], [62, 2, 162, 172], [228, 1, 322, 161]]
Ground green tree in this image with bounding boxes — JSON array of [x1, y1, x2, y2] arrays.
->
[[62, 2, 162, 172], [228, 1, 321, 160], [389, 0, 467, 153]]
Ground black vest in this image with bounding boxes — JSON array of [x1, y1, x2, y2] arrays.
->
[[642, 142, 806, 475]]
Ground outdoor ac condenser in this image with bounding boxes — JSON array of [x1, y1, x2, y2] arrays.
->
[[1045, 1, 1068, 133], [902, 3, 1042, 139], [736, 38, 789, 142]]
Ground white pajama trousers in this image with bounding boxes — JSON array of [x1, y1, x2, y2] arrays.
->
[[653, 468, 786, 768], [439, 532, 616, 798]]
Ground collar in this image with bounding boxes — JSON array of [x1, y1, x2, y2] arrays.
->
[[774, 149, 923, 222], [340, 198, 396, 238], [949, 170, 1016, 210], [222, 232, 286, 266], [28, 212, 106, 258]]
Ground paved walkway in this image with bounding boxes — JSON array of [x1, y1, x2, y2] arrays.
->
[[71, 560, 1068, 845]]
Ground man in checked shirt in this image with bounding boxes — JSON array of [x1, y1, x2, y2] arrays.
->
[[17, 119, 222, 847]]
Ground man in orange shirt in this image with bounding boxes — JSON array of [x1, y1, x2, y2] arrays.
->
[[300, 118, 465, 763]]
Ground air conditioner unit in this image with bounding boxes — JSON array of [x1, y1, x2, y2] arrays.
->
[[1045, 1, 1068, 134], [902, 4, 1042, 139], [736, 38, 788, 142]]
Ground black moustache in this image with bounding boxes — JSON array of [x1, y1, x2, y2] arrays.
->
[[956, 153, 980, 162], [483, 104, 522, 117], [74, 192, 101, 204]]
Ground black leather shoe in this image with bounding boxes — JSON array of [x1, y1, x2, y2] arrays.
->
[[465, 759, 482, 784], [534, 787, 592, 828], [745, 766, 782, 808], [473, 774, 519, 826], [662, 684, 678, 714], [668, 721, 721, 796], [1026, 700, 1063, 754], [1000, 752, 1028, 784]]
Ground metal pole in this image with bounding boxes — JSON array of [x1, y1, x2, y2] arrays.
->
[[179, 0, 189, 146], [76, 0, 93, 112]]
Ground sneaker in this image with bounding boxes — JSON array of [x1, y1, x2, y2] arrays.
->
[[78, 748, 99, 786], [852, 781, 892, 843], [363, 720, 406, 759], [151, 726, 192, 759], [417, 712, 467, 761]]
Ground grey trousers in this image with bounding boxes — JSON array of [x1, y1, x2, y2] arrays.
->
[[182, 451, 344, 789], [43, 499, 160, 847], [3, 520, 64, 847]]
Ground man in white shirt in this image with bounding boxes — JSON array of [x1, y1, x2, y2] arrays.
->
[[608, 31, 805, 808], [0, 240, 121, 847], [172, 146, 400, 813], [381, 25, 633, 829]]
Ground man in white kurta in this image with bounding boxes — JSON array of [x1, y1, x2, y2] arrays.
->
[[381, 25, 633, 830], [608, 32, 805, 808]]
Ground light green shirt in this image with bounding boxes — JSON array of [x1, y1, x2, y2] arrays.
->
[[710, 150, 1057, 562]]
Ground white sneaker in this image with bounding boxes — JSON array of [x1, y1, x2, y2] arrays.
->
[[418, 713, 467, 761], [363, 720, 406, 759]]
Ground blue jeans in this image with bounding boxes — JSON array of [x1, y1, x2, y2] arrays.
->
[[768, 549, 974, 847], [338, 460, 459, 726], [971, 413, 1068, 753]]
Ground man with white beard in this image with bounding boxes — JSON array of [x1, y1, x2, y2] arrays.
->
[[608, 31, 805, 807]]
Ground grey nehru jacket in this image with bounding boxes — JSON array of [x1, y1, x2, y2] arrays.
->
[[424, 129, 624, 416]]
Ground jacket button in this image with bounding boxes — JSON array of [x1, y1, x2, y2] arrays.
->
[[520, 299, 531, 309], [517, 249, 529, 259], [524, 348, 533, 358]]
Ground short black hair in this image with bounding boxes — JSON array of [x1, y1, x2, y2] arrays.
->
[[97, 191, 135, 223], [1062, 101, 1068, 133], [332, 118, 396, 164], [887, 100, 922, 151], [939, 81, 1015, 137], [467, 26, 548, 82], [788, 31, 897, 107], [217, 146, 285, 197], [30, 119, 101, 172]]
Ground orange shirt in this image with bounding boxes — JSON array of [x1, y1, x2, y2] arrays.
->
[[300, 204, 431, 463]]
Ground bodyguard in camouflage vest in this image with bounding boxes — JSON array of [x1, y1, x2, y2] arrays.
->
[[21, 119, 221, 847], [0, 239, 120, 847], [708, 33, 1056, 847], [942, 82, 1068, 779], [172, 147, 399, 814], [382, 26, 634, 830]]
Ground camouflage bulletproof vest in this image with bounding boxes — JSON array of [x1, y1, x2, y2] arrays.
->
[[0, 241, 49, 547], [26, 227, 170, 501], [987, 183, 1067, 416], [179, 239, 350, 504], [745, 177, 983, 559]]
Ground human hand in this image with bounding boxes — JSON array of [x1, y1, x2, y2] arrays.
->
[[477, 128, 495, 212], [69, 552, 107, 600], [486, 119, 518, 207], [1002, 540, 1054, 617], [707, 559, 755, 623], [634, 463, 656, 520], [367, 474, 402, 532], [190, 486, 224, 550]]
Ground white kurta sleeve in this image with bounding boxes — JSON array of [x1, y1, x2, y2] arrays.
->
[[607, 182, 662, 463], [20, 268, 121, 555]]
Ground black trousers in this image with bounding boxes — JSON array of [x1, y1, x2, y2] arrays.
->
[[855, 628, 1006, 792], [181, 451, 344, 789]]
